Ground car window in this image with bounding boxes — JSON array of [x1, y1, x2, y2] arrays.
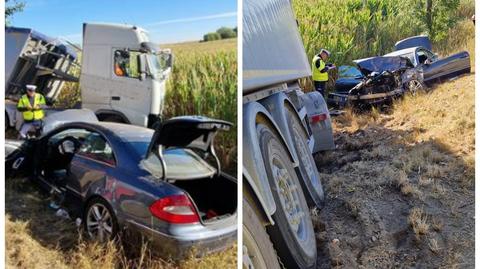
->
[[140, 148, 216, 180], [48, 128, 91, 145], [77, 132, 116, 166], [113, 49, 140, 78], [338, 66, 363, 78], [417, 49, 435, 64]]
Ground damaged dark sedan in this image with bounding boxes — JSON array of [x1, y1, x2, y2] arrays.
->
[[5, 116, 237, 259], [328, 35, 470, 109], [385, 35, 471, 85], [327, 56, 423, 109]]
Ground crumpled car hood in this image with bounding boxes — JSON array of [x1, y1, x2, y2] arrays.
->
[[353, 56, 414, 76]]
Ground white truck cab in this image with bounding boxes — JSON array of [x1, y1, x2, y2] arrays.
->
[[81, 23, 172, 127], [5, 23, 172, 132]]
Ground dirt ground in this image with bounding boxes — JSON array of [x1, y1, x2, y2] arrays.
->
[[312, 74, 475, 268]]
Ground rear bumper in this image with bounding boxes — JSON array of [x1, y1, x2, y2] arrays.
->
[[126, 219, 237, 260]]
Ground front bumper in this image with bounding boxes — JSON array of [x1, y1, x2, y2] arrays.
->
[[126, 219, 237, 260], [327, 88, 404, 108]]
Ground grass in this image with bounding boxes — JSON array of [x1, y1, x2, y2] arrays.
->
[[408, 207, 429, 240], [5, 178, 237, 269]]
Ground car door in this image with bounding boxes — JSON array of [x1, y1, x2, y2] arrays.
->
[[420, 48, 470, 83], [66, 131, 117, 207]]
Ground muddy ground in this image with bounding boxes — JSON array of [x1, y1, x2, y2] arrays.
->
[[312, 76, 474, 268]]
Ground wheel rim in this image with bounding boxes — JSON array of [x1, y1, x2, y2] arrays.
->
[[243, 225, 268, 269], [408, 80, 422, 95], [86, 203, 113, 242], [268, 142, 307, 242]]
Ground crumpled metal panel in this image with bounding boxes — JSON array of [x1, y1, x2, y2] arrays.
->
[[243, 0, 311, 93]]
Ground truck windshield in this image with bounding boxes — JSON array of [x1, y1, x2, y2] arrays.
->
[[146, 53, 170, 80]]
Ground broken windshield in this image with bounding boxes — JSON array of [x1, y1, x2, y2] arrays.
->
[[146, 52, 171, 80]]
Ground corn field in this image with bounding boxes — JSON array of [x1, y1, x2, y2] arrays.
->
[[163, 39, 237, 174], [293, 0, 474, 90]]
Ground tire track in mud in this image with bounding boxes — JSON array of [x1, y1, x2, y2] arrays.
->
[[311, 121, 474, 268]]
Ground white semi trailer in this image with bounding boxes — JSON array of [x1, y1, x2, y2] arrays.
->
[[5, 23, 172, 131], [242, 0, 335, 268]]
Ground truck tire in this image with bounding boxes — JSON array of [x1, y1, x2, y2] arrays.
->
[[286, 107, 325, 208], [243, 198, 281, 269], [257, 123, 317, 269]]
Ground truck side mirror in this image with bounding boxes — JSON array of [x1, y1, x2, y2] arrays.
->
[[137, 54, 147, 81]]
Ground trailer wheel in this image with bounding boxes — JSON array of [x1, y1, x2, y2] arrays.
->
[[243, 198, 281, 269], [286, 107, 325, 208], [257, 123, 317, 269]]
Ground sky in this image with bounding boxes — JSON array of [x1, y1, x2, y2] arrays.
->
[[8, 0, 237, 44]]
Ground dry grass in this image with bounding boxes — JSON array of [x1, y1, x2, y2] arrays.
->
[[5, 177, 237, 269], [408, 208, 429, 240]]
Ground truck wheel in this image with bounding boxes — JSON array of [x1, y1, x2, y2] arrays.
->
[[243, 198, 281, 269], [257, 123, 317, 269], [286, 107, 325, 208]]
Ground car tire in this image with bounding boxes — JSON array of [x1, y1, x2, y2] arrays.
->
[[257, 123, 317, 269], [83, 197, 119, 242], [285, 106, 325, 209], [243, 197, 281, 269]]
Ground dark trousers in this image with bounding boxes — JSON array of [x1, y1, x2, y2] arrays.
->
[[314, 81, 327, 97]]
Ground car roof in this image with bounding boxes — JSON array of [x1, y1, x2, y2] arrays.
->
[[384, 47, 419, 57], [55, 121, 153, 141]]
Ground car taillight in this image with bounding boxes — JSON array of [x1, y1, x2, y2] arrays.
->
[[149, 194, 200, 224], [310, 113, 327, 124]]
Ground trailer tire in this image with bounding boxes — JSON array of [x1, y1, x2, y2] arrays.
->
[[257, 123, 317, 269], [285, 107, 325, 208], [243, 198, 281, 269]]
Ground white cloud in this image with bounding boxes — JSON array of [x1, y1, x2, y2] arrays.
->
[[145, 11, 236, 26]]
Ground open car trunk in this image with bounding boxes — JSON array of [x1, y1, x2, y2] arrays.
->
[[145, 116, 236, 224], [173, 173, 237, 223]]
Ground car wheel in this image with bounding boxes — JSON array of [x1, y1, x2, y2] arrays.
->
[[243, 198, 281, 269], [257, 123, 317, 269], [84, 197, 118, 242], [286, 107, 325, 209], [407, 79, 425, 95]]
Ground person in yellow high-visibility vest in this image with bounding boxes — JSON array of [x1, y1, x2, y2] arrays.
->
[[311, 48, 335, 97], [17, 85, 47, 139]]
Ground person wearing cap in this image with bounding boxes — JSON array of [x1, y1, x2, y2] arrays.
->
[[17, 84, 47, 138], [312, 49, 335, 97]]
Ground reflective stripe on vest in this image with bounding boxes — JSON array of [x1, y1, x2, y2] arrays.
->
[[312, 55, 328, 82], [18, 94, 45, 121]]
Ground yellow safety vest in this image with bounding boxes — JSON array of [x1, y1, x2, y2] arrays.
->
[[312, 55, 328, 82], [17, 93, 46, 121]]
